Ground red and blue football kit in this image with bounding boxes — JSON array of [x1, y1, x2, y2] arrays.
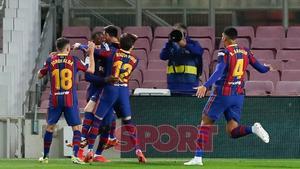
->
[[39, 53, 87, 126], [202, 44, 270, 122], [95, 49, 138, 120]]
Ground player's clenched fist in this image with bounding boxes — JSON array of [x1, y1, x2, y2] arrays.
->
[[194, 85, 207, 98]]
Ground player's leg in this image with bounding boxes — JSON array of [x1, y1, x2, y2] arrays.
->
[[81, 100, 96, 139], [85, 86, 118, 162], [64, 106, 85, 164], [39, 106, 62, 163], [93, 109, 114, 162], [225, 95, 269, 143], [118, 86, 147, 163], [184, 96, 225, 166], [105, 114, 120, 150], [81, 90, 101, 141]]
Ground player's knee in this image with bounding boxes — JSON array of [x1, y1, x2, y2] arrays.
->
[[72, 125, 81, 131], [46, 125, 55, 132]]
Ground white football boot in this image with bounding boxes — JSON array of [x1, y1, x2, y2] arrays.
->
[[252, 122, 270, 143], [184, 156, 203, 166]]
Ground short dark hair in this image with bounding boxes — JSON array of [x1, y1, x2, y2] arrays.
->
[[56, 37, 70, 51], [223, 27, 238, 40], [120, 33, 138, 51], [104, 25, 118, 38], [173, 23, 187, 31], [91, 31, 102, 41]]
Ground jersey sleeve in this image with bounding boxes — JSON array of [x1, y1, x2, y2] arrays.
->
[[203, 50, 227, 88], [75, 56, 88, 72], [248, 50, 270, 73], [39, 57, 51, 76]]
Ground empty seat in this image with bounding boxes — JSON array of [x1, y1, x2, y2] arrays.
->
[[77, 81, 89, 90], [202, 50, 211, 71], [70, 50, 86, 61], [123, 26, 153, 43], [142, 70, 167, 89], [249, 70, 280, 85], [92, 26, 122, 37], [234, 26, 255, 42], [147, 60, 167, 70], [281, 38, 300, 50], [77, 90, 87, 100], [154, 26, 173, 38], [276, 50, 300, 61], [151, 38, 168, 51], [132, 49, 148, 63], [134, 38, 150, 54], [281, 70, 300, 81], [256, 26, 285, 38], [187, 26, 215, 44], [148, 49, 161, 61], [251, 38, 281, 51], [256, 59, 283, 72], [275, 81, 300, 96], [219, 38, 250, 49], [69, 38, 88, 46], [282, 61, 300, 70], [192, 38, 213, 54], [129, 69, 143, 89], [287, 26, 300, 38], [251, 50, 275, 60], [62, 26, 91, 40], [245, 81, 274, 96], [136, 59, 147, 70]]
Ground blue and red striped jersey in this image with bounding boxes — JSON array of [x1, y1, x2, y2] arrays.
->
[[39, 53, 87, 107], [205, 44, 269, 96], [111, 49, 138, 84]]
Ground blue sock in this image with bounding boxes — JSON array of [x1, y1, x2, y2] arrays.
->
[[195, 126, 209, 157], [73, 130, 81, 157], [231, 125, 252, 139], [43, 131, 53, 158]]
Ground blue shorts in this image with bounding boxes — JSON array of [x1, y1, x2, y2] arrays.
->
[[95, 85, 131, 120], [202, 95, 244, 123], [86, 85, 103, 102], [47, 105, 81, 126]]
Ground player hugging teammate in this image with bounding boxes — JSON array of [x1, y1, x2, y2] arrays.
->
[[38, 25, 146, 165]]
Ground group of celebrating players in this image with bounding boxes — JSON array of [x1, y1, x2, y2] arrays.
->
[[38, 25, 272, 166], [38, 25, 146, 164]]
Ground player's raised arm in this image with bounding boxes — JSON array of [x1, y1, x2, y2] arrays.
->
[[86, 41, 95, 74], [248, 50, 273, 73]]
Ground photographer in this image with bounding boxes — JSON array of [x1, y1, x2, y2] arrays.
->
[[160, 23, 204, 95]]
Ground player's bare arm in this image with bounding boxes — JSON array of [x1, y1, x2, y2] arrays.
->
[[86, 41, 95, 74]]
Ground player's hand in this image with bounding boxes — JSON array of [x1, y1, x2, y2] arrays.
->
[[194, 85, 207, 98], [73, 43, 81, 49], [264, 64, 275, 71], [87, 41, 95, 54], [105, 76, 119, 84]]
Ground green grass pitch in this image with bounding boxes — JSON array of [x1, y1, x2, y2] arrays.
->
[[0, 158, 299, 169]]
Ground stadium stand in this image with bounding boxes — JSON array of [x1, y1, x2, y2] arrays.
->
[[286, 26, 300, 38], [255, 26, 285, 38], [154, 26, 173, 38], [275, 81, 300, 96], [245, 81, 274, 96]]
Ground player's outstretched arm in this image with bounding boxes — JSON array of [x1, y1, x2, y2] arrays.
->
[[194, 62, 226, 98], [86, 41, 95, 74]]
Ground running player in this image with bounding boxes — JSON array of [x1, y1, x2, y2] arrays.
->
[[184, 27, 272, 166], [85, 33, 147, 163], [38, 37, 95, 164]]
